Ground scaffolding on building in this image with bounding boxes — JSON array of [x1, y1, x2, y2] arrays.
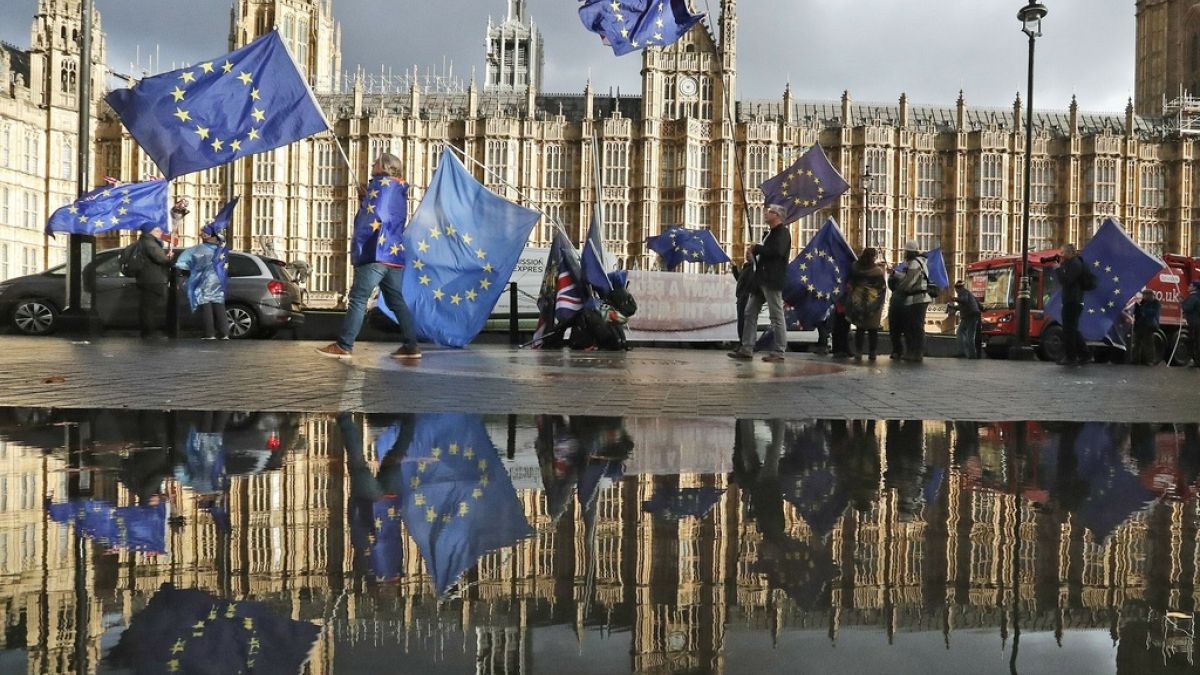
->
[[341, 60, 467, 95], [1163, 88, 1200, 136]]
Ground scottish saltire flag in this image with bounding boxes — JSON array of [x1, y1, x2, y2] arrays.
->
[[398, 413, 534, 596], [108, 583, 321, 675], [1045, 218, 1166, 340], [646, 225, 732, 270], [352, 175, 408, 266], [582, 216, 614, 296], [106, 31, 329, 180], [45, 180, 168, 236], [533, 230, 585, 346], [578, 0, 705, 56], [926, 247, 950, 289], [401, 149, 540, 347], [783, 218, 857, 328], [760, 144, 850, 224], [48, 499, 167, 554]]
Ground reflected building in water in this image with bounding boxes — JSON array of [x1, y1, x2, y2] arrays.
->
[[0, 412, 1198, 673]]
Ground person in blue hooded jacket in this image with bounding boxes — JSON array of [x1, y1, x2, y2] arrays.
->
[[174, 223, 229, 339]]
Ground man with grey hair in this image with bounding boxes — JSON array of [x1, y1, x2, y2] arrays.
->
[[317, 153, 421, 360], [1053, 242, 1087, 365], [729, 203, 791, 363]]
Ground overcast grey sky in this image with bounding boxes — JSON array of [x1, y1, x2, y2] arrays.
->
[[0, 0, 1136, 112]]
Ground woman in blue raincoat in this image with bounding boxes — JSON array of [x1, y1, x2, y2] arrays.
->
[[174, 224, 229, 339]]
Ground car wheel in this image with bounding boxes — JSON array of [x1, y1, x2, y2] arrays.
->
[[1037, 325, 1065, 362], [11, 299, 59, 335], [225, 303, 258, 339]]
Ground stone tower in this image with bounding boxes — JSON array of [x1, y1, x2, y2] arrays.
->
[[27, 0, 107, 108], [229, 0, 342, 94], [485, 0, 543, 92], [1134, 0, 1200, 114]]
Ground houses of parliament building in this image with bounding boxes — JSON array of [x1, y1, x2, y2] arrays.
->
[[3, 0, 1200, 306]]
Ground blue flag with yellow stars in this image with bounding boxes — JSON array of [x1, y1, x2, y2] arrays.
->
[[646, 225, 732, 270], [106, 31, 329, 180], [782, 218, 857, 329], [760, 144, 850, 225], [45, 180, 168, 236], [401, 148, 541, 347], [48, 499, 167, 554], [581, 216, 614, 296], [1045, 218, 1166, 340], [578, 0, 705, 56], [1072, 423, 1153, 541], [185, 197, 237, 312], [349, 496, 405, 582], [398, 413, 534, 597], [352, 175, 408, 266], [642, 487, 725, 521], [107, 583, 321, 675]]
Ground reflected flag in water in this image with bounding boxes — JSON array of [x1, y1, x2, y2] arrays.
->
[[783, 218, 857, 329], [106, 582, 321, 675], [645, 225, 732, 271], [399, 413, 534, 596], [759, 144, 850, 224], [578, 0, 704, 56], [48, 499, 167, 554], [349, 495, 405, 582], [45, 180, 169, 236], [642, 487, 725, 521], [1072, 422, 1155, 541], [400, 149, 541, 347], [1045, 218, 1166, 341]]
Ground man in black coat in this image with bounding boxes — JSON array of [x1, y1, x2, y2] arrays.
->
[[730, 204, 792, 363], [1053, 243, 1087, 365], [135, 223, 174, 339]]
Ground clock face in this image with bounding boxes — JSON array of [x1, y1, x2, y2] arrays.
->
[[679, 76, 698, 97]]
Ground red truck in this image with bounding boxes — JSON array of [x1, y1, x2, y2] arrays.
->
[[966, 250, 1200, 363]]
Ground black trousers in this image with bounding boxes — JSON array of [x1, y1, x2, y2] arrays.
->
[[1062, 301, 1086, 361], [200, 302, 229, 338], [832, 311, 852, 355], [888, 301, 905, 356], [137, 283, 167, 337], [903, 303, 928, 358], [855, 328, 879, 356]]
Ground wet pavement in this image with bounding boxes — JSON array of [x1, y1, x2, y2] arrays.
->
[[0, 336, 1197, 421], [0, 408, 1198, 673]]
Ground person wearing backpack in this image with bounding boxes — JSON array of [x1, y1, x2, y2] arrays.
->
[[1053, 243, 1088, 366], [1131, 288, 1162, 365], [895, 240, 931, 362]]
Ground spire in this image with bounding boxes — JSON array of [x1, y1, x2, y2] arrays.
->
[[1012, 91, 1022, 131], [841, 89, 852, 126], [899, 92, 909, 128], [956, 90, 966, 132], [1125, 97, 1135, 136], [1069, 94, 1079, 135]]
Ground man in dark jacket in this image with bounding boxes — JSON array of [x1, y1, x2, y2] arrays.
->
[[949, 280, 981, 358], [730, 204, 791, 363], [1184, 280, 1200, 367], [1053, 244, 1087, 365], [1131, 288, 1161, 365], [135, 223, 174, 339]]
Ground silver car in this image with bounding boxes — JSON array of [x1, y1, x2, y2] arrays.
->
[[0, 248, 304, 338]]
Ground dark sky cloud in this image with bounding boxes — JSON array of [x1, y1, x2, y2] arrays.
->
[[1, 0, 1135, 112]]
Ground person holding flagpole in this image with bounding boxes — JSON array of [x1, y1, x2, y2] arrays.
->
[[175, 218, 231, 340], [317, 153, 420, 360], [730, 204, 791, 363]]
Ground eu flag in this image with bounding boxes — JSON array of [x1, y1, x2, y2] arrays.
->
[[401, 148, 541, 347], [1045, 218, 1166, 340], [578, 0, 705, 56], [646, 225, 732, 270], [186, 198, 237, 312], [642, 487, 725, 521], [532, 229, 585, 346], [760, 144, 850, 224], [926, 247, 950, 289], [351, 176, 408, 266], [48, 499, 167, 554], [1072, 423, 1154, 541], [581, 216, 614, 296], [398, 413, 534, 596], [106, 31, 330, 180], [783, 218, 857, 328], [349, 496, 405, 582], [45, 180, 168, 236]]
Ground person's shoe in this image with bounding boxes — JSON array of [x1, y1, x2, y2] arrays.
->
[[727, 349, 753, 360], [200, 336, 217, 341], [761, 353, 786, 363], [889, 353, 902, 360], [868, 353, 878, 362], [220, 336, 230, 340], [812, 346, 829, 356], [391, 344, 423, 359], [316, 343, 352, 359]]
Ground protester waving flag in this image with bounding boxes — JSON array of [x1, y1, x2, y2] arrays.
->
[[578, 0, 705, 56], [783, 218, 857, 328], [760, 144, 850, 224], [107, 31, 329, 180], [646, 225, 732, 270], [399, 148, 540, 347], [1044, 218, 1166, 340], [352, 174, 408, 267], [45, 180, 168, 236], [184, 197, 237, 312], [532, 229, 585, 347]]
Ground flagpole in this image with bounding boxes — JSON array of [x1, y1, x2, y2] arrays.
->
[[702, 0, 753, 260]]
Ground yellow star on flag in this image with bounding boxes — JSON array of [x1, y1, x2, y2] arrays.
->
[[451, 294, 462, 305], [419, 274, 431, 285], [370, 219, 382, 231], [229, 139, 242, 152], [466, 289, 477, 301], [445, 224, 457, 237], [211, 138, 223, 151], [250, 88, 261, 101], [180, 71, 195, 83], [389, 244, 400, 255], [432, 288, 445, 301], [479, 278, 492, 290], [221, 60, 234, 73], [417, 240, 430, 253], [462, 233, 473, 245], [199, 62, 214, 74], [173, 108, 191, 122], [170, 86, 186, 102], [194, 125, 210, 139], [475, 248, 487, 259], [247, 128, 260, 140], [482, 262, 494, 273], [251, 108, 266, 123], [238, 72, 253, 86]]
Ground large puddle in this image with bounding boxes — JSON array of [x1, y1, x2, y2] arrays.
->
[[0, 410, 1197, 674]]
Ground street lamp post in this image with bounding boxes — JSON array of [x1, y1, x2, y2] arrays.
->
[[1010, 0, 1047, 361], [861, 165, 874, 252], [62, 0, 99, 335]]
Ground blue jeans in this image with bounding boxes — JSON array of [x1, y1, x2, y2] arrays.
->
[[337, 263, 417, 351], [957, 315, 979, 358]]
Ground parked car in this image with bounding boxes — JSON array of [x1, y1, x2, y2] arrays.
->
[[0, 248, 304, 338]]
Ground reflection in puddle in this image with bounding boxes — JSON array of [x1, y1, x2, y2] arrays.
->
[[0, 410, 1197, 674]]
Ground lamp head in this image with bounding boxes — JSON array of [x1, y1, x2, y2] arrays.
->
[[1018, 1, 1048, 38]]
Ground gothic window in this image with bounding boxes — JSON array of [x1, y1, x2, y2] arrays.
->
[[0, 242, 7, 282], [602, 201, 628, 248], [23, 132, 38, 174], [312, 254, 332, 292], [663, 75, 676, 119], [61, 136, 72, 179], [747, 145, 772, 186], [1139, 222, 1165, 255], [139, 150, 156, 179], [1085, 158, 1117, 203], [603, 141, 628, 187], [1139, 164, 1166, 208], [865, 148, 888, 193], [544, 144, 564, 189], [254, 150, 276, 182], [23, 190, 38, 230], [976, 154, 1004, 199], [660, 145, 683, 188], [0, 187, 8, 226], [978, 212, 1005, 255], [1031, 159, 1057, 203], [1029, 218, 1054, 251], [698, 77, 713, 120], [915, 154, 942, 199], [252, 199, 272, 237], [485, 140, 513, 189], [914, 213, 942, 251], [316, 142, 342, 185], [297, 18, 310, 72], [686, 143, 710, 188], [0, 125, 9, 167], [797, 212, 823, 249]]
